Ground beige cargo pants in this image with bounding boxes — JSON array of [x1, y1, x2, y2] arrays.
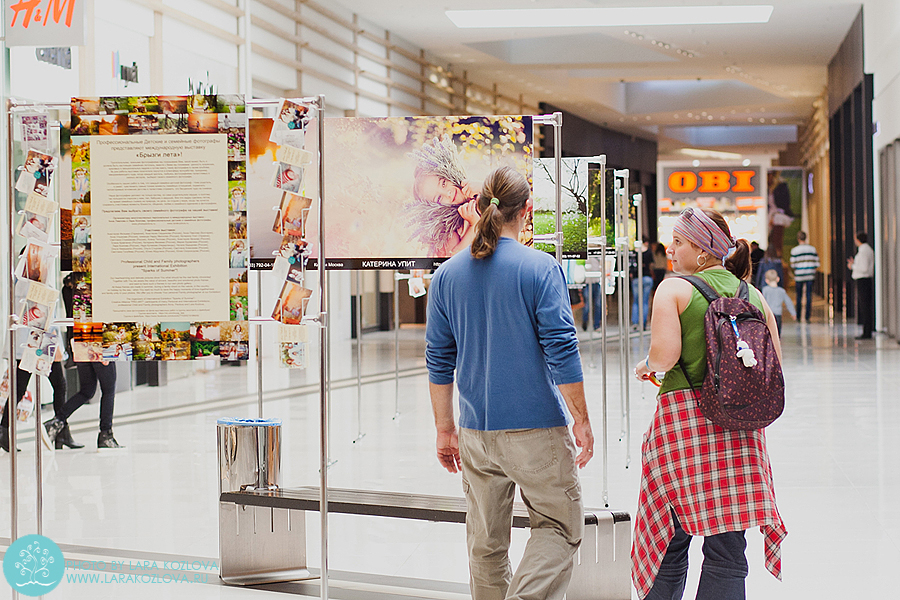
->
[[459, 426, 584, 600]]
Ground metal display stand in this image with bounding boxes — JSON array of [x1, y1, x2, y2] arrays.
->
[[613, 169, 632, 468]]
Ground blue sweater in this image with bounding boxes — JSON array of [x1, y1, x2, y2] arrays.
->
[[425, 238, 583, 431]]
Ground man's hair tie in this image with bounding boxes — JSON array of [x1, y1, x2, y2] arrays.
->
[[490, 198, 500, 206]]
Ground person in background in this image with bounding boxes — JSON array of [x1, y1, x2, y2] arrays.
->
[[582, 255, 602, 331], [632, 207, 786, 600], [761, 269, 796, 335], [750, 241, 765, 284], [847, 231, 875, 340], [652, 242, 670, 292], [426, 166, 593, 600], [789, 231, 819, 322], [631, 236, 654, 329]]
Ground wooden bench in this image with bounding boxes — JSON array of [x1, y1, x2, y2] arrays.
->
[[219, 486, 631, 599]]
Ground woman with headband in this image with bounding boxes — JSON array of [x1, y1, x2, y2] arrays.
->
[[631, 208, 787, 600]]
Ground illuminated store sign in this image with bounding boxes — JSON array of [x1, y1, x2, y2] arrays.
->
[[664, 167, 760, 199], [5, 0, 84, 47]]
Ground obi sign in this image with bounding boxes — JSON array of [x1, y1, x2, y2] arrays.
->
[[5, 0, 84, 47], [663, 167, 761, 201]]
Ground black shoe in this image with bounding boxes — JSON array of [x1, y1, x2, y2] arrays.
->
[[44, 417, 65, 443], [97, 430, 123, 449], [0, 426, 20, 453], [855, 334, 873, 340], [55, 424, 85, 449]]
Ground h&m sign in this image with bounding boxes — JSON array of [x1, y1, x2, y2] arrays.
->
[[5, 0, 84, 47], [663, 167, 760, 200]]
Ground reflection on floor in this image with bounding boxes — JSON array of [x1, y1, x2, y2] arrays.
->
[[2, 319, 899, 599]]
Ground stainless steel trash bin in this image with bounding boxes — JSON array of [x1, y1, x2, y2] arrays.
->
[[217, 417, 311, 585], [217, 417, 282, 494]]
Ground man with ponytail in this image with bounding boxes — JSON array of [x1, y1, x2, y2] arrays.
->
[[426, 166, 593, 600]]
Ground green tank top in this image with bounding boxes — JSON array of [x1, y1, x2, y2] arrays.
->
[[658, 269, 766, 394]]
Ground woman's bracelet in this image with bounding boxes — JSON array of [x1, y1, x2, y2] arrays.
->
[[643, 356, 652, 371]]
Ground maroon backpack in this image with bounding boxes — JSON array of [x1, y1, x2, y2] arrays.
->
[[679, 275, 785, 430]]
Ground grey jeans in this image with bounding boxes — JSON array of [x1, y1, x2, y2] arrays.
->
[[459, 426, 583, 600]]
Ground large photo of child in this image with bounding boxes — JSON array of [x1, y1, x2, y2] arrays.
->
[[303, 116, 533, 264]]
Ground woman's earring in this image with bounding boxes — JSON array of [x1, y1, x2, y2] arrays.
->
[[696, 254, 707, 268]]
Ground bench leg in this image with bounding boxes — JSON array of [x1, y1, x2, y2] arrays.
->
[[219, 503, 316, 585], [566, 513, 632, 600]]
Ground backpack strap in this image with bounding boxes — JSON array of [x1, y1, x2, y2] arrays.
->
[[679, 275, 720, 304]]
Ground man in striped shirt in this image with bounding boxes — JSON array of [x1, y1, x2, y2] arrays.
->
[[789, 231, 820, 322]]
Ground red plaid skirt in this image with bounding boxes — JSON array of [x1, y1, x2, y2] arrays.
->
[[631, 388, 787, 599]]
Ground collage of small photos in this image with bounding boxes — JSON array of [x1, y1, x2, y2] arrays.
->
[[66, 95, 251, 362], [5, 115, 64, 388], [266, 99, 317, 368]]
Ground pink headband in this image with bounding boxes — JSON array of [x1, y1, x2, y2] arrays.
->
[[672, 208, 733, 259]]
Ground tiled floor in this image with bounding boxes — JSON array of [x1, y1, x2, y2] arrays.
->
[[2, 319, 899, 599]]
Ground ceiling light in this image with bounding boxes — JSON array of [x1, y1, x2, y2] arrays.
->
[[742, 159, 752, 166], [692, 160, 701, 167], [445, 5, 774, 28]]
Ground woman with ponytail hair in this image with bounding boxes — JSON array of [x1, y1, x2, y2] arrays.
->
[[631, 207, 787, 600], [426, 165, 594, 600]]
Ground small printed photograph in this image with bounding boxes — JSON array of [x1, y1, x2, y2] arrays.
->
[[220, 321, 248, 342], [16, 149, 56, 197], [230, 240, 248, 268], [127, 96, 160, 114], [227, 129, 246, 161], [73, 321, 103, 342], [20, 300, 50, 329], [103, 322, 137, 345], [230, 296, 248, 321], [229, 268, 248, 284], [100, 97, 130, 114], [218, 112, 246, 132], [72, 278, 92, 321], [158, 322, 191, 343], [21, 114, 49, 143], [271, 162, 302, 194], [230, 279, 248, 297], [71, 115, 101, 135], [273, 99, 311, 135], [228, 161, 246, 181], [157, 114, 189, 134], [73, 216, 91, 244], [192, 341, 220, 358], [21, 338, 58, 376], [161, 340, 191, 360], [135, 323, 160, 342], [280, 342, 306, 369], [229, 212, 247, 239], [23, 327, 44, 350], [219, 341, 249, 361], [73, 200, 91, 215], [132, 340, 160, 361], [71, 97, 100, 115], [158, 96, 188, 114], [73, 166, 90, 200], [17, 211, 51, 242], [229, 182, 247, 211], [188, 112, 219, 133], [98, 114, 128, 135], [274, 193, 313, 236], [216, 95, 245, 113], [17, 240, 57, 284], [102, 342, 133, 361], [191, 322, 220, 341], [72, 341, 104, 362], [272, 281, 312, 325], [128, 114, 159, 135], [72, 244, 92, 272], [189, 94, 217, 113]]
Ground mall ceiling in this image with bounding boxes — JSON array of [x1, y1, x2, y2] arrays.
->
[[334, 1, 862, 158]]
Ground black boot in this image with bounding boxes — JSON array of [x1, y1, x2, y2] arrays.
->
[[55, 424, 85, 449], [44, 417, 65, 444], [97, 430, 123, 449], [0, 426, 20, 453]]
